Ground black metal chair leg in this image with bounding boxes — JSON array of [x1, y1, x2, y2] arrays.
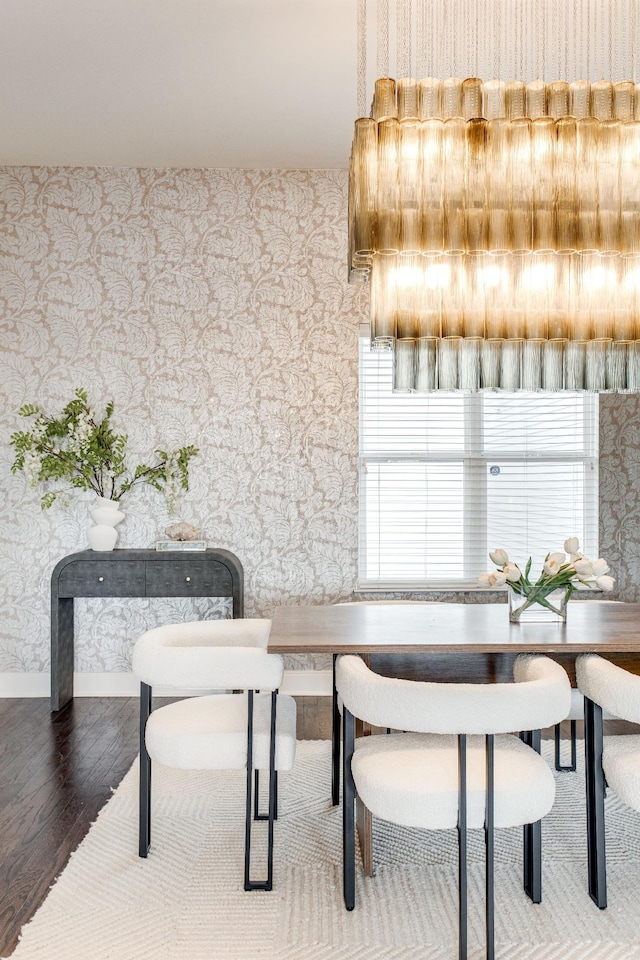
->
[[244, 690, 278, 891], [332, 654, 341, 805], [458, 734, 468, 960], [523, 819, 542, 903], [138, 682, 152, 858], [244, 690, 255, 890], [555, 720, 577, 772], [265, 690, 277, 890], [485, 735, 495, 960], [343, 706, 356, 911], [254, 769, 279, 821], [584, 696, 607, 909], [521, 729, 542, 902]]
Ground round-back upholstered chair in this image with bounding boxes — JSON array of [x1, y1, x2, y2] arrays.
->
[[330, 600, 444, 804], [336, 653, 571, 960], [576, 653, 640, 910], [132, 619, 297, 892]]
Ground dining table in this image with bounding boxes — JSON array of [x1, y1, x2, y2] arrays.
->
[[268, 600, 640, 875]]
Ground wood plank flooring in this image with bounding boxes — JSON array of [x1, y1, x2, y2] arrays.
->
[[0, 696, 630, 957]]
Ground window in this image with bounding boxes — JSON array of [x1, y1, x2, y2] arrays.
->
[[359, 335, 599, 588]]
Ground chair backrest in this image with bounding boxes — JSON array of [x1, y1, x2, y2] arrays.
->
[[577, 653, 640, 724], [132, 618, 283, 691], [336, 654, 571, 735]]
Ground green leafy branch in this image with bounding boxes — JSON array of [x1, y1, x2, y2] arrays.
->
[[10, 388, 199, 511]]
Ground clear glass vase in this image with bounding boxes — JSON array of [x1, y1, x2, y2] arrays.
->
[[508, 585, 569, 623]]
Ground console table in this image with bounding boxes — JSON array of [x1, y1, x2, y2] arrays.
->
[[50, 548, 244, 712]]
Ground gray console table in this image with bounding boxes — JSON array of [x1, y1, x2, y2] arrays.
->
[[50, 548, 244, 712]]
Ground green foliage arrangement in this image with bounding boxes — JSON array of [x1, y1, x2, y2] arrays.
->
[[10, 388, 199, 511]]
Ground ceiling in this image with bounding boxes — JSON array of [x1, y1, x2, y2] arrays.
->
[[0, 0, 357, 169]]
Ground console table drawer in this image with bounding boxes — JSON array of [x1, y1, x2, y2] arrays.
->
[[144, 561, 232, 597], [57, 561, 146, 597]]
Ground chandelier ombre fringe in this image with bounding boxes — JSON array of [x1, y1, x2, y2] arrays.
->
[[348, 76, 640, 392]]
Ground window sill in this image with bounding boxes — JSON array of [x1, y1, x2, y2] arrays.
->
[[356, 583, 507, 593]]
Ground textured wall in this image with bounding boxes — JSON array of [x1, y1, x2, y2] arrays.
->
[[599, 394, 640, 602], [0, 167, 637, 678], [0, 167, 363, 673]]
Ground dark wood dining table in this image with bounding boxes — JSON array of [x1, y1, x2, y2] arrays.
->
[[268, 600, 640, 874], [268, 600, 640, 661]]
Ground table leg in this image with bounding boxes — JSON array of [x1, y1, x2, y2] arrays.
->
[[355, 716, 375, 877], [356, 797, 374, 877], [51, 597, 74, 712]]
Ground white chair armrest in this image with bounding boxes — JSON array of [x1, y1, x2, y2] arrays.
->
[[135, 619, 271, 649], [133, 641, 283, 691], [576, 654, 640, 724]]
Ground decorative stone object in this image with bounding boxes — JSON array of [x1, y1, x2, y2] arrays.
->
[[165, 522, 201, 541]]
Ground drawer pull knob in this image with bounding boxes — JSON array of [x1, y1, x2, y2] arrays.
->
[[98, 576, 104, 582], [185, 576, 191, 582]]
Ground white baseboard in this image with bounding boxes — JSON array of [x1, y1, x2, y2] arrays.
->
[[0, 670, 333, 699], [0, 673, 51, 697]]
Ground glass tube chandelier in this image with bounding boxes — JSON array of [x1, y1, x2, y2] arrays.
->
[[349, 0, 640, 391]]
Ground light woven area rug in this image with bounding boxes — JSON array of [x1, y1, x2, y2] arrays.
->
[[7, 739, 640, 960]]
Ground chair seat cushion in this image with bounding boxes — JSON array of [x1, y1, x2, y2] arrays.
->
[[603, 735, 640, 812], [145, 693, 297, 771], [352, 732, 555, 830]]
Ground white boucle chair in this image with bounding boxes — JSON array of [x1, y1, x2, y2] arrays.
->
[[576, 653, 640, 910], [330, 601, 442, 804], [337, 654, 571, 960], [131, 619, 297, 891]]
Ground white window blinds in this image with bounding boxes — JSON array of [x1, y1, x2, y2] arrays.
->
[[359, 336, 599, 588]]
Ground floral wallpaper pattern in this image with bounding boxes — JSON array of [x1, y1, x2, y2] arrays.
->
[[0, 167, 364, 674], [599, 394, 640, 602], [0, 166, 636, 678]]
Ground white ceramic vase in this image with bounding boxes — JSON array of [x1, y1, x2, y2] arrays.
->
[[88, 498, 125, 552]]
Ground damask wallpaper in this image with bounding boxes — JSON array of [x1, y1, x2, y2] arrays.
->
[[599, 394, 640, 603], [0, 166, 637, 680], [0, 167, 364, 675]]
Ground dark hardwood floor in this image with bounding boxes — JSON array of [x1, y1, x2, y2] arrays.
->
[[0, 695, 631, 957]]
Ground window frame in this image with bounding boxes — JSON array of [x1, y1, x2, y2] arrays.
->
[[358, 334, 599, 591]]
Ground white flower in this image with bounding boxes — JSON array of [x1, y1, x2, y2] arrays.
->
[[564, 537, 580, 554], [488, 571, 507, 587], [68, 412, 94, 456], [574, 559, 593, 577], [591, 558, 610, 577], [24, 450, 42, 486], [595, 575, 615, 592], [503, 562, 522, 582], [548, 551, 566, 564], [543, 558, 561, 576], [32, 417, 47, 441], [569, 551, 583, 562], [477, 573, 492, 587], [489, 549, 509, 566]]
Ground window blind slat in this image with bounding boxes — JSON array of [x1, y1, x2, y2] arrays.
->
[[359, 340, 599, 586]]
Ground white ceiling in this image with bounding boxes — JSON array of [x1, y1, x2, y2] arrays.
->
[[0, 0, 357, 169]]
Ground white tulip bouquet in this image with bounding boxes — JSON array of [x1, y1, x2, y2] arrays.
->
[[478, 537, 615, 621]]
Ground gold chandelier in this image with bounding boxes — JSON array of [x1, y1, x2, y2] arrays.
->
[[349, 0, 640, 391]]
